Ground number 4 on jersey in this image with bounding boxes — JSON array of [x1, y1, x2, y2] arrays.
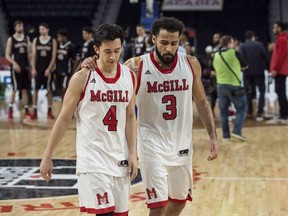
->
[[103, 106, 118, 131]]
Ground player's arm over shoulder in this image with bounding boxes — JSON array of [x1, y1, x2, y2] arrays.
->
[[124, 56, 141, 76]]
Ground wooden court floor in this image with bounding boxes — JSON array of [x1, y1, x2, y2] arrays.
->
[[0, 102, 288, 216]]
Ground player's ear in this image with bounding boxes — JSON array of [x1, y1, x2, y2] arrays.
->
[[93, 45, 99, 55], [152, 35, 156, 45]]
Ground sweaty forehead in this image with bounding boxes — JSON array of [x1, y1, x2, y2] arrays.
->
[[156, 29, 180, 41]]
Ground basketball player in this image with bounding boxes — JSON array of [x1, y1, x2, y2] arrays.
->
[[134, 23, 147, 56], [81, 26, 95, 60], [31, 23, 57, 119], [82, 17, 218, 216], [5, 20, 31, 119], [74, 26, 95, 72], [40, 24, 138, 216], [55, 29, 76, 99]]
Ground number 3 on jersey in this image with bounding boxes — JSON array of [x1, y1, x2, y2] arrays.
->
[[162, 95, 177, 120], [103, 106, 118, 131]]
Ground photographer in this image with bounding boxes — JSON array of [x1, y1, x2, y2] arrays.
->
[[212, 35, 248, 142]]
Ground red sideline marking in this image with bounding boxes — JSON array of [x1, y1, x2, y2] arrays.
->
[[7, 152, 26, 157], [130, 192, 146, 202], [30, 175, 41, 179]]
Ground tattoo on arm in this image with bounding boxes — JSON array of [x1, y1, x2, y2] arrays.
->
[[196, 99, 217, 139]]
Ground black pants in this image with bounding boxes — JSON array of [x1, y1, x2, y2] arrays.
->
[[244, 74, 265, 115], [274, 74, 288, 118]]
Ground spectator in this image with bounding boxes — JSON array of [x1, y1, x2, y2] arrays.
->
[[239, 30, 269, 121], [270, 21, 288, 123], [212, 35, 248, 141]]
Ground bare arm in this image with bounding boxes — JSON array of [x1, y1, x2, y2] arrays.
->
[[40, 68, 90, 181], [46, 38, 57, 72], [31, 38, 37, 75], [26, 37, 32, 67], [123, 57, 141, 77], [5, 37, 21, 73], [125, 72, 138, 181], [189, 56, 218, 161]]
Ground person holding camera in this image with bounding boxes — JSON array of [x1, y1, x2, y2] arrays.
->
[[212, 35, 248, 142]]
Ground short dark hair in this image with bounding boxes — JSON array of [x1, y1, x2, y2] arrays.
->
[[136, 23, 146, 28], [57, 29, 69, 38], [39, 22, 49, 29], [220, 35, 233, 47], [82, 26, 93, 34], [151, 17, 184, 37], [245, 30, 255, 40], [93, 24, 128, 47], [14, 20, 23, 28], [274, 21, 288, 31]]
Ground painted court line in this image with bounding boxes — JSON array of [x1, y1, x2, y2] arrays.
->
[[201, 176, 288, 181]]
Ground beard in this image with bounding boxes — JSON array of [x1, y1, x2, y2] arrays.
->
[[155, 45, 176, 66]]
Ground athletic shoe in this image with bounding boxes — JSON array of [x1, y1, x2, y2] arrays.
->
[[30, 112, 38, 120], [8, 108, 13, 119], [231, 133, 247, 142], [222, 138, 231, 143], [24, 112, 32, 119], [256, 114, 264, 122], [47, 111, 55, 119]]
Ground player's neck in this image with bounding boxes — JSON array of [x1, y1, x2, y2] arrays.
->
[[40, 34, 49, 40], [13, 32, 24, 40], [97, 61, 118, 78]]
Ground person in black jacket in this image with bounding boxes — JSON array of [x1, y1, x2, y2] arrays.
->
[[239, 31, 269, 121]]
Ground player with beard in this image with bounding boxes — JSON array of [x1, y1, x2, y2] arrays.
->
[[82, 17, 218, 216]]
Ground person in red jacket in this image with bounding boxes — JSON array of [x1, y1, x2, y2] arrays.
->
[[270, 21, 288, 122]]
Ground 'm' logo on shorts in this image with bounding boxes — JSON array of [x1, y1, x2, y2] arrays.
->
[[96, 192, 109, 205], [146, 188, 158, 199]]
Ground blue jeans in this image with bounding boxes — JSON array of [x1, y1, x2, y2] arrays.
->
[[217, 84, 247, 138]]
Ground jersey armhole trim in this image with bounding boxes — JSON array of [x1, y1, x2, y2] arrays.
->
[[136, 60, 143, 95], [79, 70, 92, 102], [129, 70, 136, 89], [186, 57, 195, 77]]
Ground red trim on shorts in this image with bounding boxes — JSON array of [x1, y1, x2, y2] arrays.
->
[[95, 62, 121, 83], [147, 200, 168, 208], [114, 210, 128, 216], [80, 206, 115, 214], [150, 52, 178, 74], [186, 56, 195, 77], [135, 60, 143, 95], [168, 194, 193, 204], [79, 70, 92, 102]]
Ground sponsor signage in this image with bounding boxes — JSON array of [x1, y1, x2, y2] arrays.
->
[[161, 0, 224, 11]]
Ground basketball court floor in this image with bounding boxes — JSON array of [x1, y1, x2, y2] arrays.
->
[[0, 88, 288, 216]]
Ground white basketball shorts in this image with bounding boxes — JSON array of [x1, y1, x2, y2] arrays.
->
[[78, 173, 130, 215], [140, 162, 193, 208]]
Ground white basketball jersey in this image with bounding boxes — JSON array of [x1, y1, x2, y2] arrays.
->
[[137, 52, 194, 165], [75, 63, 135, 177]]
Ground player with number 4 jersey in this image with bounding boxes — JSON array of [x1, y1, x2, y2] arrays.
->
[[40, 24, 138, 216]]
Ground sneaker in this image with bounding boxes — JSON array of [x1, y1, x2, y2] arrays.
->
[[222, 138, 231, 142], [256, 114, 264, 122], [280, 118, 288, 124], [24, 112, 32, 119], [47, 111, 55, 119], [30, 112, 38, 120], [8, 108, 13, 119], [231, 133, 247, 142]]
